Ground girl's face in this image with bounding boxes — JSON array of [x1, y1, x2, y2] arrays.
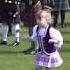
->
[[36, 11, 52, 27]]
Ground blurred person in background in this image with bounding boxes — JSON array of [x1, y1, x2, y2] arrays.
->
[[0, 0, 21, 46], [52, 0, 69, 28]]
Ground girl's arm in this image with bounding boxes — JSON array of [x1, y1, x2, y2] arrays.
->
[[49, 27, 63, 49], [29, 25, 38, 42]]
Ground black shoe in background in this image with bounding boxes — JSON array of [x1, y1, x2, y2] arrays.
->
[[0, 41, 7, 45], [12, 42, 19, 46]]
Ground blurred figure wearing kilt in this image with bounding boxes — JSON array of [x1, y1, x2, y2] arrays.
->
[[52, 0, 69, 27], [0, 0, 20, 45]]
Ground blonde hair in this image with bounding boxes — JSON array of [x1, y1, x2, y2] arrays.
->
[[36, 9, 53, 25], [36, 9, 51, 18]]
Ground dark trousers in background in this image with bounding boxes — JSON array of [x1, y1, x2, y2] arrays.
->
[[53, 10, 66, 27]]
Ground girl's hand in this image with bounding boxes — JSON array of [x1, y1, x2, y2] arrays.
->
[[49, 39, 58, 43]]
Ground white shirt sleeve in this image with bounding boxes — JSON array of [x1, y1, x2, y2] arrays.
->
[[49, 27, 63, 48], [29, 25, 38, 42]]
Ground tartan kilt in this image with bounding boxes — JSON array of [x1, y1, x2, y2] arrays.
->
[[53, 0, 69, 11], [36, 51, 63, 68]]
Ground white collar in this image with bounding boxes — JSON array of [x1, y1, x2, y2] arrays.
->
[[38, 25, 49, 30]]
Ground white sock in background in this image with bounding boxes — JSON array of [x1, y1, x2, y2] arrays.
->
[[2, 24, 9, 41], [13, 24, 20, 43]]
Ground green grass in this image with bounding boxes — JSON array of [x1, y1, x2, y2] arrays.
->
[[0, 12, 70, 70]]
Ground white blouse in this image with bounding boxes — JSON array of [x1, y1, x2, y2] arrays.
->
[[30, 25, 63, 48]]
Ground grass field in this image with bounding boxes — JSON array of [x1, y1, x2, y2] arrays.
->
[[0, 12, 70, 70]]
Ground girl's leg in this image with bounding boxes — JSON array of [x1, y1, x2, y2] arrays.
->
[[46, 67, 55, 70]]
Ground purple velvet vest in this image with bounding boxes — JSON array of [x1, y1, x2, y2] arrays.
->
[[37, 26, 56, 53]]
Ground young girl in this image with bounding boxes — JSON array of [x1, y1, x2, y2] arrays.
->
[[30, 8, 63, 70]]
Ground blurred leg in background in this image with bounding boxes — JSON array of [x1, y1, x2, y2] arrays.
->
[[61, 10, 66, 27], [1, 23, 9, 45], [53, 11, 59, 27]]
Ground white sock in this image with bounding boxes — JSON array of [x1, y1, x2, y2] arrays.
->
[[15, 32, 19, 42], [13, 24, 20, 43]]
